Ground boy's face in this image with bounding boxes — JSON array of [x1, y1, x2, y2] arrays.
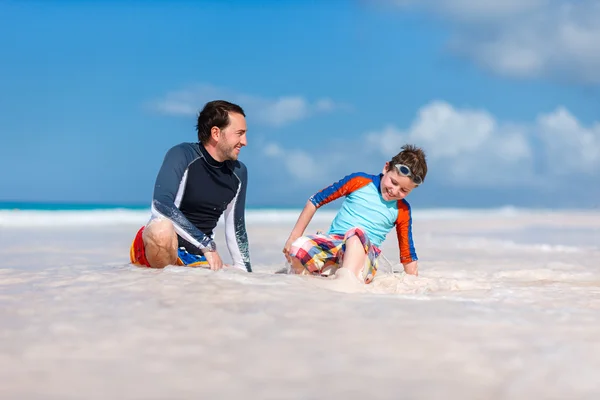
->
[[380, 163, 418, 201]]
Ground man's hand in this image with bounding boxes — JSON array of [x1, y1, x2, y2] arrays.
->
[[204, 250, 224, 271], [403, 261, 418, 276]]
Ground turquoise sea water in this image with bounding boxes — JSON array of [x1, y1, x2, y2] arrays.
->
[[1, 201, 595, 215], [0, 201, 328, 212], [0, 201, 150, 211]]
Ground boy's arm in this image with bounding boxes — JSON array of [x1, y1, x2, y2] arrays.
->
[[309, 172, 374, 208], [283, 200, 317, 261], [402, 260, 418, 276], [283, 173, 371, 261], [396, 201, 419, 276]]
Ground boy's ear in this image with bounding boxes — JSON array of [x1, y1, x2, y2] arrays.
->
[[382, 162, 390, 174]]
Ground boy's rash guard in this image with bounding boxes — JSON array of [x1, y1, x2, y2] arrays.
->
[[309, 172, 418, 264]]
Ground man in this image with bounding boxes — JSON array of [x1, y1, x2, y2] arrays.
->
[[129, 100, 252, 272]]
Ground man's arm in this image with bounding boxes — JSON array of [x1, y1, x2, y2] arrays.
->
[[224, 162, 252, 272], [151, 144, 216, 253], [396, 200, 419, 276]]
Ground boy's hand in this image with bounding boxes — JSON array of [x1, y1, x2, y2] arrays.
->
[[282, 200, 317, 263], [403, 261, 418, 276], [282, 236, 299, 263]]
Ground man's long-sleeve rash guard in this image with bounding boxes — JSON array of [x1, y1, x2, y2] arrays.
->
[[150, 142, 252, 272]]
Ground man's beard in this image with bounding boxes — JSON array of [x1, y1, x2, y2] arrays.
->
[[218, 142, 237, 161]]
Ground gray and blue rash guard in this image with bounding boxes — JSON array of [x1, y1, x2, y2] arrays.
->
[[150, 142, 252, 272]]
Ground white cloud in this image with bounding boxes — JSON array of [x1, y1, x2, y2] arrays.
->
[[384, 0, 548, 21], [263, 143, 284, 157], [536, 107, 600, 175], [149, 83, 349, 127], [372, 0, 600, 83], [366, 100, 600, 187], [258, 98, 599, 190], [262, 143, 322, 182]]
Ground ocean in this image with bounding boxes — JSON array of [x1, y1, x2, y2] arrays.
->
[[1, 201, 600, 399]]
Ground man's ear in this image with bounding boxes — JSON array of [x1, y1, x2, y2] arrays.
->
[[210, 126, 220, 141]]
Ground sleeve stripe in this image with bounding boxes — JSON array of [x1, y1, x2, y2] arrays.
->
[[151, 200, 213, 250], [151, 202, 200, 248], [396, 200, 418, 263], [224, 180, 245, 269], [310, 173, 373, 208], [173, 169, 188, 208]]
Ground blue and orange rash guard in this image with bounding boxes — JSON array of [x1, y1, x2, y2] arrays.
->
[[309, 172, 418, 265], [150, 142, 251, 272]]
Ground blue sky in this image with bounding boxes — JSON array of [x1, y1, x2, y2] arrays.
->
[[1, 0, 599, 209]]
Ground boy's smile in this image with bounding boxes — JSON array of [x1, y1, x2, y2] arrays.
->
[[380, 164, 418, 201]]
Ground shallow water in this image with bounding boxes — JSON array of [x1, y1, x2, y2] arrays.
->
[[1, 210, 600, 399]]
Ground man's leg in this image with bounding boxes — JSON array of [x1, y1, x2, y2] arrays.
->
[[142, 219, 179, 268]]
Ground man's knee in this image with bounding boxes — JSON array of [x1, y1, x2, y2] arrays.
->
[[143, 219, 177, 248]]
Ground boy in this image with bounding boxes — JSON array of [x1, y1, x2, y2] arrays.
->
[[282, 144, 427, 283]]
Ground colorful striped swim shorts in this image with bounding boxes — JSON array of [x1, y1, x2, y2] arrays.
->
[[129, 226, 208, 268], [288, 227, 381, 283]]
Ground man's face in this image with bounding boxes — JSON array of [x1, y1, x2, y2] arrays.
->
[[380, 163, 418, 201], [217, 112, 247, 161]]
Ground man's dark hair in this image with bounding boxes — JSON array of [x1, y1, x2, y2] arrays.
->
[[196, 100, 245, 144]]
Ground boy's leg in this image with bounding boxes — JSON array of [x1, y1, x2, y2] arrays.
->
[[288, 234, 344, 276], [337, 227, 380, 283], [288, 257, 309, 275], [339, 235, 368, 280], [141, 218, 179, 268]]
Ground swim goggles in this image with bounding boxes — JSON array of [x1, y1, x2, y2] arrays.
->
[[395, 164, 423, 185]]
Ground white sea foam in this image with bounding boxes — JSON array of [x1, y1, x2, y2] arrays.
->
[[1, 206, 598, 228], [0, 208, 151, 227], [1, 210, 600, 399]]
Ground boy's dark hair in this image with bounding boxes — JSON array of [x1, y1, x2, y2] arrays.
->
[[196, 100, 245, 144], [387, 144, 428, 183]]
